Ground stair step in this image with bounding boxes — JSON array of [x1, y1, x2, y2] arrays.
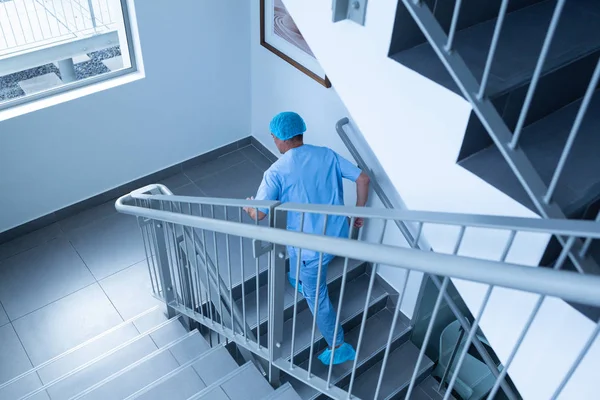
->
[[393, 0, 600, 99], [125, 344, 237, 400], [461, 89, 600, 216], [0, 306, 163, 399], [261, 273, 391, 365], [239, 257, 366, 331], [189, 362, 274, 400], [413, 376, 457, 400], [69, 330, 209, 400], [262, 382, 302, 400], [289, 308, 412, 400], [17, 314, 191, 400], [344, 340, 435, 400]]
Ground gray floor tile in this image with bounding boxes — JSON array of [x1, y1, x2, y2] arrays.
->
[[0, 302, 8, 327], [0, 238, 95, 320], [195, 160, 265, 200], [12, 284, 122, 366], [0, 223, 63, 262], [171, 182, 205, 197], [68, 213, 147, 280], [59, 201, 117, 234], [0, 324, 34, 383], [240, 146, 273, 172], [99, 260, 163, 320], [184, 151, 248, 182], [159, 173, 192, 191]]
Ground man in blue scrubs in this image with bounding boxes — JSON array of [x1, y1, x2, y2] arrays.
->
[[244, 112, 370, 365]]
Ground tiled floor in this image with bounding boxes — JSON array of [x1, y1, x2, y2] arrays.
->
[[0, 145, 274, 383]]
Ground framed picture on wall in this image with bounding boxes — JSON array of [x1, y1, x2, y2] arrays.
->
[[260, 0, 331, 88]]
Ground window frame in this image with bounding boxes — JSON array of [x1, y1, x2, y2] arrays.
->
[[0, 0, 139, 113]]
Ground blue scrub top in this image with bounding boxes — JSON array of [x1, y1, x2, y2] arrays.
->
[[255, 144, 362, 263]]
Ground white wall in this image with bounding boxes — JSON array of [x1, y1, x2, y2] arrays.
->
[[0, 0, 251, 233], [283, 0, 599, 398]]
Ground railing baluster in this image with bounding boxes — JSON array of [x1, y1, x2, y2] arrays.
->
[[86, 0, 97, 30], [327, 217, 357, 387], [224, 206, 235, 335], [289, 212, 305, 369], [307, 215, 329, 379], [443, 230, 517, 399], [347, 219, 388, 398], [239, 208, 248, 341], [105, 0, 111, 23], [22, 0, 37, 42], [2, 1, 18, 46], [199, 205, 214, 324], [551, 318, 600, 399], [13, 0, 29, 44], [510, 0, 566, 149], [188, 204, 206, 322], [444, 0, 463, 52], [407, 226, 466, 398], [211, 205, 225, 328], [544, 58, 600, 204], [30, 0, 44, 40], [477, 0, 509, 99], [182, 203, 199, 318], [67, 0, 78, 31], [580, 211, 599, 258], [0, 19, 8, 47], [487, 236, 576, 399], [254, 207, 261, 349], [48, 0, 60, 35], [412, 221, 423, 247]]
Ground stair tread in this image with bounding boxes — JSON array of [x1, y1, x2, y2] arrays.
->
[[262, 383, 302, 400], [66, 331, 210, 400], [239, 258, 367, 330], [193, 363, 273, 400], [290, 308, 412, 400], [262, 273, 391, 359], [393, 0, 600, 97], [461, 90, 600, 215], [22, 316, 192, 400], [345, 341, 435, 400], [0, 307, 164, 397], [133, 345, 237, 400], [413, 376, 457, 400]]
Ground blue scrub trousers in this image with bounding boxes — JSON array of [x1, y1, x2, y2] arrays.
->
[[290, 255, 344, 348]]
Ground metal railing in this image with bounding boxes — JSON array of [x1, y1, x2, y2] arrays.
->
[[0, 0, 115, 55], [116, 184, 600, 400], [400, 0, 600, 275]]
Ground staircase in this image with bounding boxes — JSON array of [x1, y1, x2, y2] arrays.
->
[[0, 306, 298, 400], [390, 0, 600, 276]]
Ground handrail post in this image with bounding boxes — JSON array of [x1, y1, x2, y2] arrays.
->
[[269, 207, 287, 386], [153, 220, 177, 319]]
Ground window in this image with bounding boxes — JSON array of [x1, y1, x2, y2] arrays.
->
[[0, 0, 136, 109]]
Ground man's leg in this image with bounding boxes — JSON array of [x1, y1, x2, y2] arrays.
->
[[288, 254, 302, 293], [301, 259, 344, 349]]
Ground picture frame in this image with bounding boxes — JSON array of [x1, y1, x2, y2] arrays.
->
[[260, 0, 331, 88]]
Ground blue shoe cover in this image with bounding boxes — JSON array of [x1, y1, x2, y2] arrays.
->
[[288, 273, 303, 294], [318, 343, 356, 365]]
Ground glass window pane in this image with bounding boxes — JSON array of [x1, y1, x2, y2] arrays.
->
[[0, 0, 134, 105]]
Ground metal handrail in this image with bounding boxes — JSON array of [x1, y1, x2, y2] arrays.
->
[[400, 0, 600, 275], [336, 118, 519, 399], [115, 197, 600, 308]]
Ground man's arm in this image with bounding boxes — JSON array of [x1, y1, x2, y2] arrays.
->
[[354, 172, 370, 227], [243, 196, 268, 221]]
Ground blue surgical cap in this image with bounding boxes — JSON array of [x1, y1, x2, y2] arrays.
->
[[270, 112, 306, 140]]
